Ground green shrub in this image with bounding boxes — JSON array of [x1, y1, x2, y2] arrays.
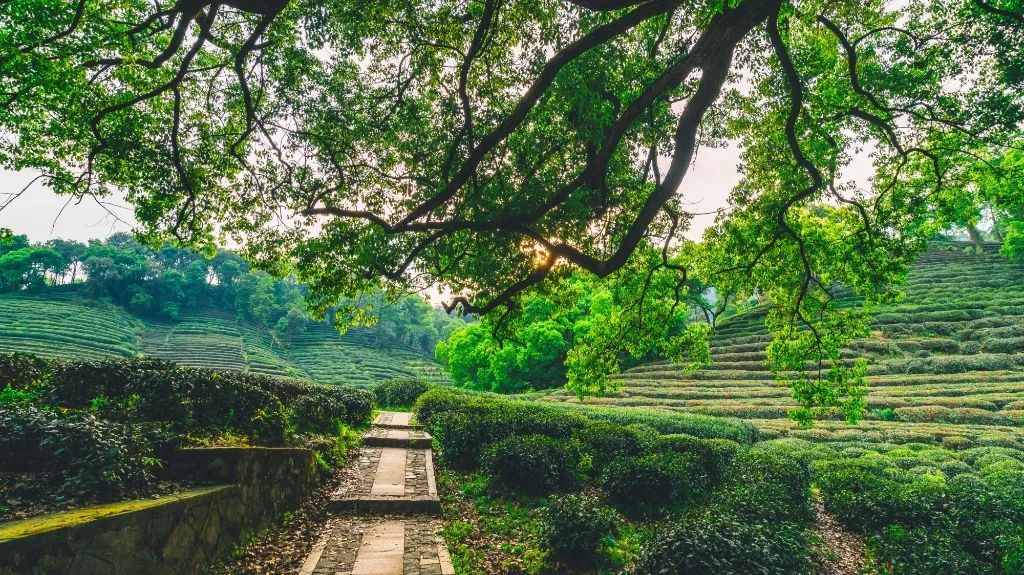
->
[[541, 493, 621, 563], [322, 385, 373, 426], [416, 388, 588, 468], [480, 435, 583, 494], [869, 525, 992, 575], [289, 393, 346, 434], [572, 421, 655, 475], [658, 434, 741, 480], [372, 378, 433, 408], [0, 353, 51, 390], [628, 511, 810, 575], [0, 405, 164, 500], [415, 387, 759, 444], [600, 453, 704, 518], [816, 461, 946, 533], [721, 449, 812, 524], [38, 356, 372, 442]]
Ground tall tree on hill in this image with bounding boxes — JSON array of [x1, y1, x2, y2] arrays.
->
[[2, 0, 1023, 414], [45, 239, 86, 284]]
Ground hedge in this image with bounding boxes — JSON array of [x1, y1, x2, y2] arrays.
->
[[372, 378, 433, 408], [0, 353, 373, 444], [0, 405, 166, 501]]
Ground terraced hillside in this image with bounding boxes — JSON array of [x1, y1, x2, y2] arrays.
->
[[288, 323, 449, 387], [0, 296, 447, 387], [0, 293, 142, 360], [540, 244, 1024, 449]]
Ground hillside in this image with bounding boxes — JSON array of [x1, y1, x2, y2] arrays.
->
[[0, 294, 448, 387], [538, 243, 1024, 449]]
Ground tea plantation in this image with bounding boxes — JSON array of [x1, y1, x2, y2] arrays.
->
[[0, 295, 447, 387], [538, 244, 1024, 449]]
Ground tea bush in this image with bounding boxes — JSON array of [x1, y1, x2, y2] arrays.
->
[[627, 447, 813, 574], [600, 452, 704, 518], [480, 435, 583, 494], [290, 393, 347, 434], [540, 493, 621, 564], [0, 405, 165, 500], [372, 378, 433, 408], [571, 421, 656, 475], [0, 353, 372, 443], [658, 434, 742, 480], [628, 512, 811, 575]]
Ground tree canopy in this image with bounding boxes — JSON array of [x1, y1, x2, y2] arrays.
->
[[2, 0, 1023, 417]]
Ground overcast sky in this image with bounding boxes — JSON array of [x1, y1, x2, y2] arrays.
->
[[0, 143, 745, 245]]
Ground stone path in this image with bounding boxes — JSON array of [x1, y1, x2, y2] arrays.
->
[[299, 412, 453, 575]]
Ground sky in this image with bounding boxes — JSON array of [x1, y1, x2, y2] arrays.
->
[[0, 169, 136, 243], [0, 143, 746, 245]]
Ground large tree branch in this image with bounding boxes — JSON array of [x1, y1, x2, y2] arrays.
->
[[395, 0, 686, 227]]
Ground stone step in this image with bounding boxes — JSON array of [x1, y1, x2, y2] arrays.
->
[[363, 427, 433, 449], [299, 517, 454, 575], [329, 446, 440, 514], [373, 411, 423, 431]]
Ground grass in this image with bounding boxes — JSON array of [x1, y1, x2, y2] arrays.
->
[[535, 243, 1024, 450]]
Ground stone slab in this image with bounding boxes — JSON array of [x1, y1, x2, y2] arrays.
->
[[328, 496, 441, 515], [373, 412, 423, 431], [351, 521, 404, 575], [371, 448, 407, 497], [362, 429, 432, 449]]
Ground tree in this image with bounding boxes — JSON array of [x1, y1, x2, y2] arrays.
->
[[275, 305, 308, 345], [45, 239, 86, 284], [0, 246, 63, 292], [234, 272, 276, 325], [437, 247, 711, 395], [2, 0, 1023, 415]]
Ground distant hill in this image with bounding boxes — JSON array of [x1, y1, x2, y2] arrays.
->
[[0, 291, 448, 387], [537, 242, 1024, 449]]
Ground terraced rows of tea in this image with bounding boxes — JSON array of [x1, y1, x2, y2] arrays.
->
[[540, 246, 1024, 449], [0, 294, 141, 360], [288, 324, 451, 387], [0, 297, 447, 387]]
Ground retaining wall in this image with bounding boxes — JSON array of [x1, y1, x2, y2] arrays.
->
[[0, 447, 318, 575]]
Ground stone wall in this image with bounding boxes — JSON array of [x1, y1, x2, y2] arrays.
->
[[0, 448, 319, 575]]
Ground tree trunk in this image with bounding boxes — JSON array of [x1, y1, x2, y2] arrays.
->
[[967, 224, 984, 253]]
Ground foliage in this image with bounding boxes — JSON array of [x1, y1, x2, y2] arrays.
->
[[0, 234, 461, 354], [599, 452, 705, 518], [480, 435, 584, 495], [436, 254, 712, 396], [658, 434, 742, 481], [289, 394, 346, 435], [628, 511, 811, 575], [540, 248, 1024, 443], [809, 442, 1024, 573], [571, 421, 656, 476], [416, 386, 758, 445], [0, 405, 164, 501], [2, 352, 372, 443], [372, 378, 433, 408], [627, 445, 814, 574], [3, 0, 1022, 415], [540, 493, 621, 564], [0, 352, 51, 390]]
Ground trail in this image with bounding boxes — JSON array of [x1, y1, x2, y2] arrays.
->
[[298, 412, 454, 575]]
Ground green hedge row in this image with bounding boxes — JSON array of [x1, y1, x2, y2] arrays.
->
[[414, 388, 817, 571], [1, 353, 372, 443]]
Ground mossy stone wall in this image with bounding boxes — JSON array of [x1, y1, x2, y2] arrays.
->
[[0, 447, 318, 575]]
